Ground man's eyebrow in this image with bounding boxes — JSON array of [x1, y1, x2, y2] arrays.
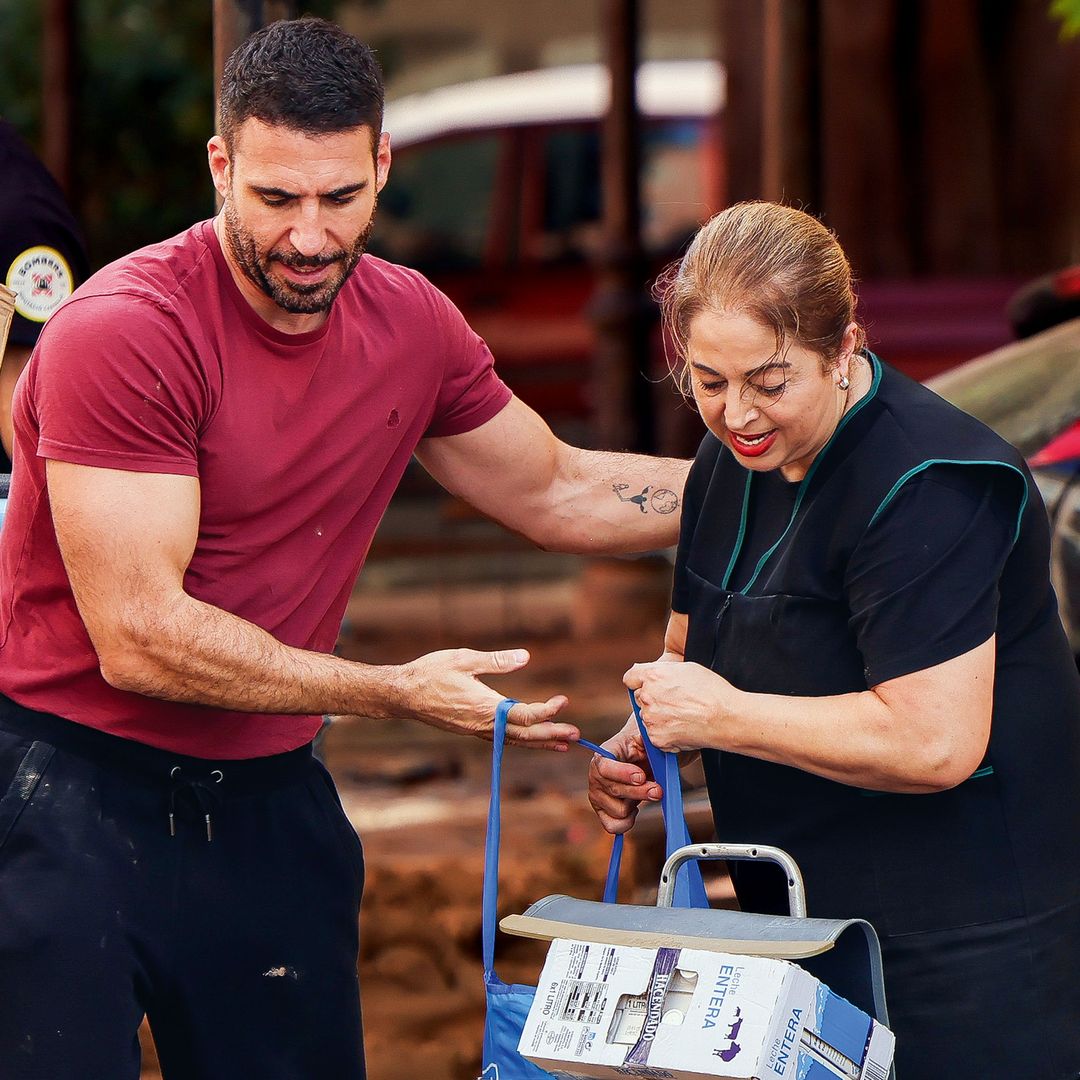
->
[[248, 181, 368, 199]]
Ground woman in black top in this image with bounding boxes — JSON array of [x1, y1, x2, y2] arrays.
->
[[588, 202, 1080, 1080]]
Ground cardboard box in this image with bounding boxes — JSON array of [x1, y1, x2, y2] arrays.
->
[[518, 939, 894, 1080]]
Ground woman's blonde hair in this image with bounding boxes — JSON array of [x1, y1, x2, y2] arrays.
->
[[656, 201, 865, 396]]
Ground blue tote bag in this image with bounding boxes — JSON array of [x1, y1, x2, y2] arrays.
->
[[479, 694, 708, 1079]]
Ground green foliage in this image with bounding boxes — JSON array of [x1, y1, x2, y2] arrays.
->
[[1051, 0, 1080, 38], [0, 0, 214, 267], [0, 0, 45, 135], [76, 0, 216, 266], [0, 1, 342, 269]]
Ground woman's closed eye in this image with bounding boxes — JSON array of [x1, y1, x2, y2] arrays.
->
[[752, 381, 787, 398]]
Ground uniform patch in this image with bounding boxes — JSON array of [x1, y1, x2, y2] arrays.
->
[[6, 245, 74, 323]]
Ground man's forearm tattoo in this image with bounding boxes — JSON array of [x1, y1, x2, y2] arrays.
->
[[612, 483, 679, 515]]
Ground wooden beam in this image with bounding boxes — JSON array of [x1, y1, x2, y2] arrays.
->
[[41, 0, 76, 196], [592, 0, 654, 452]]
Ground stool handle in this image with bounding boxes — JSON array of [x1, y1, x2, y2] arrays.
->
[[657, 842, 807, 918]]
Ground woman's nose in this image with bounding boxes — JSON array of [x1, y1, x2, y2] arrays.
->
[[723, 388, 760, 429]]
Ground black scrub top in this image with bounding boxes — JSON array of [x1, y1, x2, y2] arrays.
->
[[1, 120, 90, 471], [674, 355, 1080, 1078]]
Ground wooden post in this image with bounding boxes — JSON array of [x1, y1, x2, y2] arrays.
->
[[591, 0, 654, 452], [41, 0, 76, 197], [719, 0, 820, 209], [213, 0, 298, 129], [213, 0, 261, 134]]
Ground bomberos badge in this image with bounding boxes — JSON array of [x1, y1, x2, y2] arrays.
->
[[6, 246, 74, 323]]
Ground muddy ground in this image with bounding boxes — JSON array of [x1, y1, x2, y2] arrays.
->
[[138, 526, 715, 1080]]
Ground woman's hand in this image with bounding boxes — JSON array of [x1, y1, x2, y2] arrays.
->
[[587, 719, 663, 834], [624, 659, 737, 753]]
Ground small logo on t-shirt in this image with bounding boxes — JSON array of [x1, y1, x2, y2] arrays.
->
[[6, 245, 74, 323]]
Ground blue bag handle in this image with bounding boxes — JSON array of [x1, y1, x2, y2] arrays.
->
[[628, 688, 710, 909], [483, 699, 624, 975]]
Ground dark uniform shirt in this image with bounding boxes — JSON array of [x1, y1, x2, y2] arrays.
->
[[1, 119, 89, 471]]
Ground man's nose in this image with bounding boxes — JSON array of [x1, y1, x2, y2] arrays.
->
[[288, 203, 327, 258]]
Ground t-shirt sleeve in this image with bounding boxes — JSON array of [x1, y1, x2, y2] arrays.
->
[[28, 292, 209, 476], [420, 282, 512, 438], [846, 463, 1025, 686]]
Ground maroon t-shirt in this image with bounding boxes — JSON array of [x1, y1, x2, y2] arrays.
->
[[0, 220, 511, 757]]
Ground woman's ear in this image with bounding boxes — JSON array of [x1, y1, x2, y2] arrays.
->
[[841, 321, 860, 358]]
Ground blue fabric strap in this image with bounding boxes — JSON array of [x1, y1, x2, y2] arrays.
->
[[482, 698, 516, 974], [483, 701, 625, 975], [578, 738, 624, 905], [628, 689, 710, 909]]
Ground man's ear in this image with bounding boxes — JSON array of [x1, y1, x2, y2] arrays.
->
[[375, 131, 391, 193], [207, 135, 231, 201]]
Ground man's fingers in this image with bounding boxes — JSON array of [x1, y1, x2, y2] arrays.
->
[[506, 696, 569, 726], [464, 647, 532, 676], [505, 719, 580, 746], [623, 663, 648, 691]]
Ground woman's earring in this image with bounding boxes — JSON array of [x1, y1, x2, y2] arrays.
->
[[838, 374, 850, 391]]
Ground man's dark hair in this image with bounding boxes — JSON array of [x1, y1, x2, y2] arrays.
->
[[219, 17, 384, 152]]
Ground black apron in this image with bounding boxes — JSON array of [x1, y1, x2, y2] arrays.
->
[[679, 356, 1080, 1079]]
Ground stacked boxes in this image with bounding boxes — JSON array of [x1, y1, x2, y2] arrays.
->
[[518, 939, 894, 1080]]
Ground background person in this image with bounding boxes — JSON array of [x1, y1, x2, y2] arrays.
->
[[588, 201, 1080, 1080], [0, 18, 688, 1080], [0, 118, 89, 467]]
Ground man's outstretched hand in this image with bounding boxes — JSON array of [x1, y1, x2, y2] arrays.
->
[[392, 647, 578, 750]]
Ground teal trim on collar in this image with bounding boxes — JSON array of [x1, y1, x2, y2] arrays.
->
[[721, 471, 753, 591], [867, 459, 1030, 544], [737, 353, 883, 594]]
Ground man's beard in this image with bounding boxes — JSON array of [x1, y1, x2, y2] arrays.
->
[[223, 199, 377, 315]]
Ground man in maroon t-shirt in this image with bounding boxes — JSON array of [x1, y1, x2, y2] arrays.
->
[[0, 17, 686, 1080]]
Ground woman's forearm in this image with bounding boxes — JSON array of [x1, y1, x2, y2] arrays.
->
[[627, 640, 994, 793]]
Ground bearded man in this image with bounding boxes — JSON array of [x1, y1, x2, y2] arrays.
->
[[0, 16, 686, 1080]]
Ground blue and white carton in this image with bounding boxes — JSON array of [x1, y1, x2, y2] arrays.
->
[[518, 939, 894, 1080]]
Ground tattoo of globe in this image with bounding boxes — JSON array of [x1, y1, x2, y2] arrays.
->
[[649, 488, 679, 514]]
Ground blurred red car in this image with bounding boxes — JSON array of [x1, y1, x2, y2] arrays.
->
[[375, 61, 1023, 453], [374, 59, 725, 447]]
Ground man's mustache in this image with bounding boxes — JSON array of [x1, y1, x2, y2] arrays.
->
[[269, 251, 347, 269]]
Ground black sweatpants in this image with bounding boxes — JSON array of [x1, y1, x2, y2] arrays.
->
[[0, 695, 366, 1080]]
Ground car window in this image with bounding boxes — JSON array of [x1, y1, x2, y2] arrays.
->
[[371, 134, 501, 271], [642, 119, 711, 254], [538, 125, 602, 262], [535, 118, 711, 264]]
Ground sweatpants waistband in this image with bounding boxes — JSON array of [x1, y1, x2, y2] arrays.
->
[[0, 693, 314, 795]]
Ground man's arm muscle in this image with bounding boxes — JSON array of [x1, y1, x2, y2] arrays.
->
[[416, 396, 690, 553], [46, 460, 576, 744]]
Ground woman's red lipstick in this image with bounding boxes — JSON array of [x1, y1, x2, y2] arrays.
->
[[728, 429, 778, 458]]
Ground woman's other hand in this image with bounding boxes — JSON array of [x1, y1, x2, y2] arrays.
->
[[587, 719, 662, 834], [624, 659, 734, 753]]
